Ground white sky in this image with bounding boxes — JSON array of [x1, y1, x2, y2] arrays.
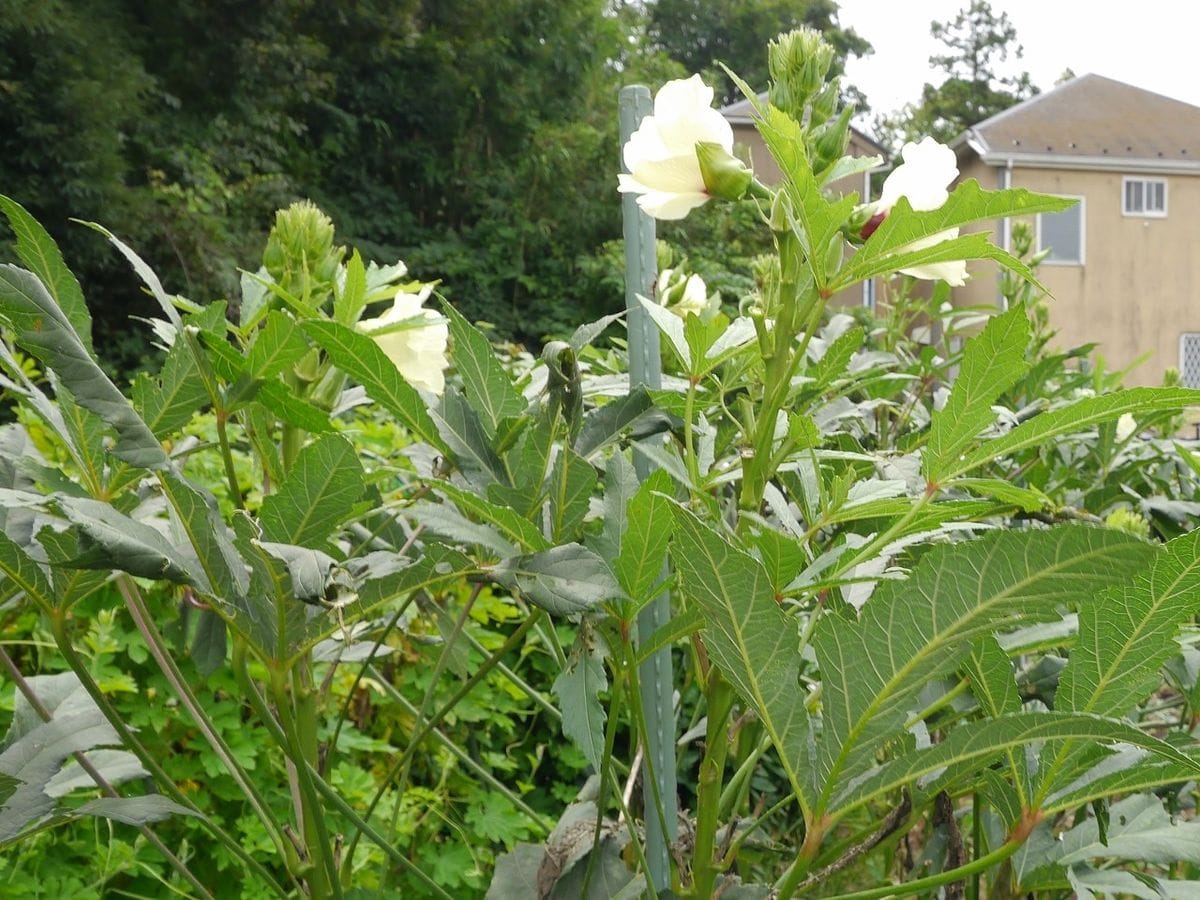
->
[[837, 0, 1200, 123]]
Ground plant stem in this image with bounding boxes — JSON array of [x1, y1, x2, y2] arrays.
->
[[617, 632, 674, 872], [458, 627, 561, 721], [581, 660, 631, 895], [0, 646, 215, 900], [820, 840, 1021, 900], [718, 733, 772, 818], [48, 612, 291, 897], [326, 594, 419, 770], [114, 575, 288, 859], [683, 376, 702, 491], [389, 585, 483, 832], [338, 609, 544, 880], [968, 792, 982, 900], [366, 665, 549, 831], [691, 671, 735, 898], [302, 762, 454, 900], [271, 660, 342, 899], [214, 409, 244, 509]]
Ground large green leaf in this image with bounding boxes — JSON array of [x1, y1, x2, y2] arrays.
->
[[574, 387, 655, 460], [56, 496, 200, 585], [836, 231, 1045, 293], [413, 501, 519, 558], [669, 507, 812, 809], [443, 303, 524, 435], [291, 545, 477, 655], [924, 303, 1031, 483], [553, 624, 608, 772], [38, 527, 111, 610], [1041, 528, 1200, 796], [753, 103, 855, 288], [1058, 528, 1200, 719], [158, 471, 249, 604], [73, 795, 198, 828], [490, 545, 623, 617], [1017, 793, 1200, 894], [259, 434, 365, 548], [812, 526, 1155, 815], [549, 447, 595, 543], [433, 480, 549, 552], [197, 330, 333, 433], [0, 196, 90, 350], [0, 529, 54, 612], [0, 672, 167, 845], [433, 388, 509, 486], [827, 713, 1200, 822], [613, 470, 673, 608], [835, 181, 1075, 289], [131, 339, 210, 437], [0, 265, 167, 469], [1043, 744, 1200, 813], [302, 319, 446, 452], [943, 388, 1200, 482], [231, 514, 309, 660], [247, 309, 310, 380]]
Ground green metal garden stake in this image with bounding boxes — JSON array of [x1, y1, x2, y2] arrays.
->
[[620, 83, 677, 894]]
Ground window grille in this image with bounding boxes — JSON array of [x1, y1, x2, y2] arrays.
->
[[1180, 333, 1200, 388], [1123, 177, 1168, 217]]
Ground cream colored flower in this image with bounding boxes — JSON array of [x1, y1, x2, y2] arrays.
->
[[1115, 413, 1137, 442], [868, 137, 968, 286], [360, 285, 449, 395], [617, 75, 735, 220], [657, 267, 711, 319]]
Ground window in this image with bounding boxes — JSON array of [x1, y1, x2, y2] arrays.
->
[[1181, 333, 1200, 388], [1037, 197, 1085, 265], [1123, 177, 1167, 217]]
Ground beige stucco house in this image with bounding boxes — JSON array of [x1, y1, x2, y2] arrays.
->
[[952, 74, 1200, 386], [720, 95, 887, 308]]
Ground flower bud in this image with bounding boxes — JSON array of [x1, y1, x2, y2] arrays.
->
[[263, 201, 345, 299], [860, 211, 887, 240], [768, 28, 835, 115], [811, 105, 854, 175], [696, 141, 754, 202], [810, 80, 841, 126]]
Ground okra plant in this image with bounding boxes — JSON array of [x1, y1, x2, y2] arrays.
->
[[3, 27, 1200, 900]]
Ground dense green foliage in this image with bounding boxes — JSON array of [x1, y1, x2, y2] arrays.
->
[[0, 0, 866, 373], [5, 19, 1200, 900]]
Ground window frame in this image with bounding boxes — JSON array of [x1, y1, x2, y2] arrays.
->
[[1036, 194, 1086, 266], [1122, 176, 1168, 218]]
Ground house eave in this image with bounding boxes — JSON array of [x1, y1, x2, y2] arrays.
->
[[974, 150, 1200, 175]]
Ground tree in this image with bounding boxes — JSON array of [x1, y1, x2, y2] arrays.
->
[[646, 0, 871, 107], [873, 0, 1036, 150]]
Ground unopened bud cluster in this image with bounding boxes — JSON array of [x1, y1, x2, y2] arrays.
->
[[767, 28, 853, 179], [263, 200, 345, 300]]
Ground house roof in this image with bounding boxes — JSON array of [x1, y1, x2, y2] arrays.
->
[[960, 74, 1200, 173], [719, 94, 887, 158]]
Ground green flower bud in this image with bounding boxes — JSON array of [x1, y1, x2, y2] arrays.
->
[[1104, 507, 1151, 540], [810, 80, 841, 126], [263, 200, 345, 300], [696, 141, 754, 202], [768, 28, 836, 116], [811, 105, 854, 175]]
